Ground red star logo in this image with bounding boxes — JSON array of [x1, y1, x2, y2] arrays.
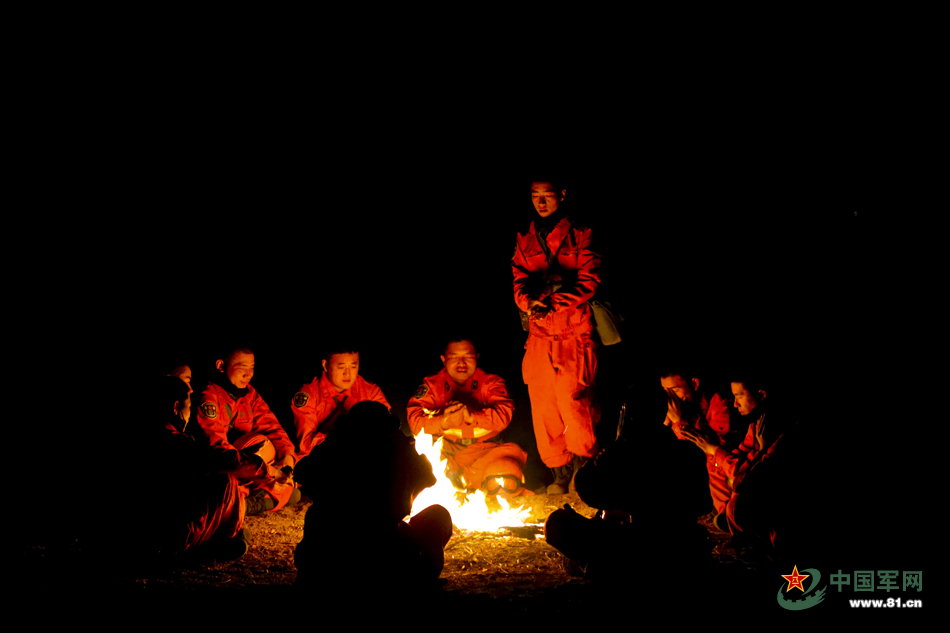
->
[[781, 565, 811, 592]]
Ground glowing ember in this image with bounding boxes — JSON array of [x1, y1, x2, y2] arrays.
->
[[410, 432, 533, 532]]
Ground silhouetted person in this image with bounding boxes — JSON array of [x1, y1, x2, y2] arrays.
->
[[294, 401, 452, 597]]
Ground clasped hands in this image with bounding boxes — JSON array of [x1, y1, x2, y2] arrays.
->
[[440, 401, 474, 437]]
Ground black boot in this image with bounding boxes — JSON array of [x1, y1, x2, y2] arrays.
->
[[245, 489, 275, 515], [547, 463, 574, 495]]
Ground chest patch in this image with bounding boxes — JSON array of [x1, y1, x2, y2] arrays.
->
[[471, 379, 478, 390], [293, 392, 310, 408], [413, 384, 429, 400], [200, 402, 217, 419]]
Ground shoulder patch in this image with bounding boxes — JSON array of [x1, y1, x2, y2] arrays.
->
[[413, 384, 429, 399], [200, 402, 217, 419], [293, 392, 310, 408]]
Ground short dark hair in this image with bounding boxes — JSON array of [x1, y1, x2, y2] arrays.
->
[[730, 373, 765, 396], [530, 177, 566, 193], [222, 346, 255, 367], [324, 344, 360, 365], [443, 337, 477, 356], [166, 363, 190, 377], [659, 364, 698, 382]]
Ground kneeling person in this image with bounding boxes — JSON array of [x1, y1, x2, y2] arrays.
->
[[407, 339, 530, 498]]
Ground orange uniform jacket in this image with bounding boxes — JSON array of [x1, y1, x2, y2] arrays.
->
[[151, 420, 274, 553], [513, 216, 602, 467], [721, 404, 798, 546], [197, 381, 296, 463], [196, 380, 296, 510], [667, 393, 744, 515], [407, 368, 526, 490], [512, 216, 601, 337], [292, 373, 391, 458]]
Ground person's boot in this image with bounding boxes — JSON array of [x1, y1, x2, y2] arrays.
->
[[569, 454, 588, 492], [245, 489, 275, 516], [547, 462, 574, 495], [198, 527, 250, 563]]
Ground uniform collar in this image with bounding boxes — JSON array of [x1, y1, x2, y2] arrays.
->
[[211, 372, 250, 400], [440, 367, 486, 392], [530, 215, 571, 254], [319, 372, 351, 400]]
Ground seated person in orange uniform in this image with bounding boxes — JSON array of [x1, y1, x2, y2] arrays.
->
[[292, 345, 390, 460], [407, 339, 531, 498], [140, 377, 286, 561], [662, 366, 747, 522], [545, 389, 711, 585], [718, 376, 798, 550], [194, 346, 298, 514], [166, 363, 193, 394]]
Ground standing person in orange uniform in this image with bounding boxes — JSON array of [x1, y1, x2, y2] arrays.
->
[[291, 345, 391, 460], [513, 179, 602, 494], [195, 346, 298, 514], [407, 339, 530, 498]]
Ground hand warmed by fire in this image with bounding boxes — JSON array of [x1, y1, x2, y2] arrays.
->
[[410, 433, 534, 532]]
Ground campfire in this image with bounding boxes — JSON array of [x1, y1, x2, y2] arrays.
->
[[410, 432, 540, 535]]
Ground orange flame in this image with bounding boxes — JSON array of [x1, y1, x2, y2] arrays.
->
[[409, 432, 533, 532]]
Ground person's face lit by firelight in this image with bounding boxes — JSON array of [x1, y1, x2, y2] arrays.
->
[[661, 375, 698, 403], [169, 365, 193, 395], [179, 392, 192, 423], [217, 352, 255, 390], [531, 181, 566, 218], [442, 340, 478, 385], [323, 353, 360, 392], [731, 381, 764, 416]]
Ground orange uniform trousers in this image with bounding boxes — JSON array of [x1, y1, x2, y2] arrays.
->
[[523, 331, 600, 468]]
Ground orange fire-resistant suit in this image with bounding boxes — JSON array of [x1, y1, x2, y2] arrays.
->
[[196, 379, 296, 511], [150, 420, 246, 553], [146, 417, 285, 554], [719, 402, 798, 547], [513, 216, 601, 468], [292, 373, 391, 458], [667, 392, 741, 515], [407, 368, 528, 493]]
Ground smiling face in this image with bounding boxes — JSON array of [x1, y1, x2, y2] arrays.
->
[[323, 353, 360, 392], [441, 340, 478, 385], [531, 181, 566, 218], [217, 352, 255, 390]]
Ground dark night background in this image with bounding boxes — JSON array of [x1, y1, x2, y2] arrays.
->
[[29, 125, 924, 604]]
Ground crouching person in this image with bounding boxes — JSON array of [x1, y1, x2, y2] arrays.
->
[[195, 346, 299, 514], [545, 393, 712, 589], [719, 376, 800, 553], [294, 402, 452, 596], [407, 339, 531, 501], [138, 377, 286, 561]]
